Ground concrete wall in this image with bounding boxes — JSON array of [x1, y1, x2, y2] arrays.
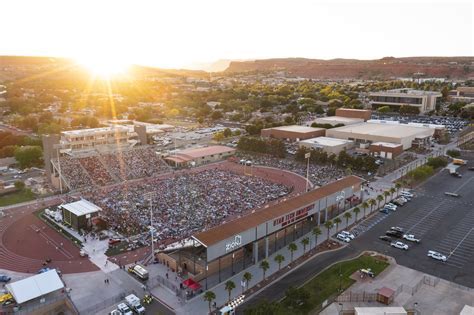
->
[[261, 128, 326, 141], [335, 108, 372, 121]]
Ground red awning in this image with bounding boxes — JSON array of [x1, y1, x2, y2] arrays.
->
[[182, 278, 202, 291]]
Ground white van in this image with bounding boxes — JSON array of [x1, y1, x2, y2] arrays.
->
[[125, 294, 145, 314], [128, 264, 149, 280]]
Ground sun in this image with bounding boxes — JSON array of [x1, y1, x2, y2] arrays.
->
[[75, 54, 130, 78]]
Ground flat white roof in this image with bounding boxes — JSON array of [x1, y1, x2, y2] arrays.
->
[[354, 307, 407, 315], [61, 199, 101, 217], [315, 116, 364, 123], [6, 270, 64, 304], [300, 137, 353, 147], [62, 126, 128, 136], [368, 120, 445, 129], [329, 122, 434, 138], [264, 125, 324, 133], [371, 142, 403, 148]]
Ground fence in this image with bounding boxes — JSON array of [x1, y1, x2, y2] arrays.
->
[[75, 289, 138, 315], [336, 291, 377, 303], [148, 275, 189, 300]]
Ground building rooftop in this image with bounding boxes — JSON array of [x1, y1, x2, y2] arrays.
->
[[315, 116, 364, 123], [193, 175, 364, 247], [262, 125, 325, 133], [300, 137, 353, 147], [371, 142, 403, 148], [6, 270, 64, 304], [330, 122, 434, 138], [174, 145, 236, 160], [61, 126, 128, 137], [370, 88, 442, 97]]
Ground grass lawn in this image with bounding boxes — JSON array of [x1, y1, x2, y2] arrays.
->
[[280, 254, 389, 314], [0, 189, 36, 207]]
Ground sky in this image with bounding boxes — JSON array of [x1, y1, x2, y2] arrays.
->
[[0, 0, 472, 69]]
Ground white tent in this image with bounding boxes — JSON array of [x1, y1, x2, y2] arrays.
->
[[61, 199, 101, 217], [5, 270, 64, 304]]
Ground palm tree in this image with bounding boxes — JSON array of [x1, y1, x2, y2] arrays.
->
[[260, 259, 270, 280], [334, 217, 342, 232], [312, 227, 322, 248], [368, 199, 376, 213], [288, 242, 298, 262], [395, 182, 402, 196], [343, 212, 352, 228], [324, 220, 333, 240], [383, 190, 390, 204], [242, 272, 252, 293], [361, 201, 369, 218], [376, 194, 384, 209], [203, 291, 216, 314], [225, 280, 236, 303], [353, 207, 361, 223], [274, 254, 285, 271], [301, 237, 309, 254], [389, 187, 396, 200]]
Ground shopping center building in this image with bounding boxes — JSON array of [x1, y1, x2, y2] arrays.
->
[[156, 175, 364, 286]]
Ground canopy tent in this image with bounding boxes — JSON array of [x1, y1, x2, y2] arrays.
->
[[5, 270, 63, 304], [182, 278, 201, 291]]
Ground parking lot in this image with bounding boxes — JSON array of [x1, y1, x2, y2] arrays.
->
[[350, 161, 474, 288], [371, 114, 469, 134]]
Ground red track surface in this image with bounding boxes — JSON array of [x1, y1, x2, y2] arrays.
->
[[0, 198, 98, 274]]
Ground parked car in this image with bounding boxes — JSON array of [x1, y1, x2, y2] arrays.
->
[[379, 208, 389, 214], [117, 303, 133, 315], [340, 231, 355, 239], [392, 199, 405, 206], [379, 236, 392, 242], [0, 275, 11, 283], [451, 172, 462, 178], [383, 205, 396, 212], [468, 167, 474, 171], [386, 230, 403, 238], [336, 233, 351, 243], [385, 203, 397, 210], [401, 191, 414, 198], [391, 226, 404, 233], [391, 241, 409, 250], [403, 234, 420, 243], [427, 250, 447, 262]]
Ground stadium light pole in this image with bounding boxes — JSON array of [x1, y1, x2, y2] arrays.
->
[[305, 152, 311, 192], [144, 192, 154, 262], [56, 146, 63, 194]]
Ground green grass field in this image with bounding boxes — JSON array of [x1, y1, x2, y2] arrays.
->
[[280, 254, 389, 314], [0, 189, 35, 207]]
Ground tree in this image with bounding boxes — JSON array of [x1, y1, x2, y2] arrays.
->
[[324, 220, 334, 240], [343, 212, 352, 228], [395, 183, 402, 196], [210, 111, 223, 120], [389, 187, 396, 199], [14, 146, 43, 169], [14, 181, 25, 190], [377, 106, 391, 114], [288, 242, 298, 262], [301, 237, 309, 255], [223, 128, 232, 138], [274, 254, 285, 271], [361, 201, 369, 218], [352, 207, 360, 223], [312, 227, 322, 249], [334, 217, 342, 232], [446, 149, 461, 158], [225, 280, 236, 302], [368, 199, 376, 213], [203, 291, 216, 314], [242, 272, 252, 293], [260, 260, 270, 280], [213, 132, 225, 142], [383, 190, 390, 204]]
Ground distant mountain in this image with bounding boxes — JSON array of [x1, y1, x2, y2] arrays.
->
[[225, 57, 474, 79], [0, 56, 208, 82]]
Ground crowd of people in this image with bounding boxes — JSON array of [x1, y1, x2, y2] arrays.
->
[[237, 153, 347, 187], [84, 169, 290, 242], [56, 147, 172, 189], [102, 147, 171, 180], [56, 156, 94, 190], [79, 156, 114, 186]]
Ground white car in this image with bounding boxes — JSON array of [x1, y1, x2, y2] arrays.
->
[[391, 226, 404, 233], [403, 234, 420, 243], [386, 203, 397, 210], [427, 250, 447, 262], [401, 191, 414, 198], [117, 303, 133, 315], [336, 233, 351, 243], [390, 241, 409, 250], [340, 231, 355, 239], [399, 196, 409, 202]]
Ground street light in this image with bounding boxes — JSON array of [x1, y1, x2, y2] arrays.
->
[[305, 152, 311, 192], [205, 265, 208, 290]]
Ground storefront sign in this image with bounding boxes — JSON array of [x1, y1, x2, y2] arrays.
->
[[273, 205, 312, 228], [225, 235, 242, 252]]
